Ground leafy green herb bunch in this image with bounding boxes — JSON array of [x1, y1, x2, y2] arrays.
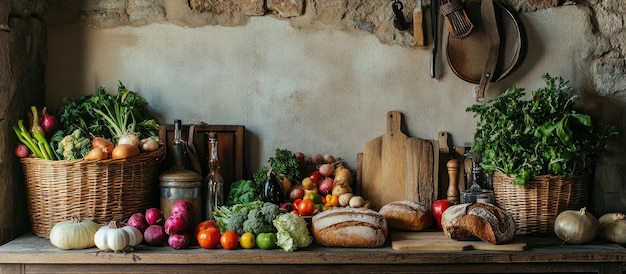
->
[[466, 74, 617, 186]]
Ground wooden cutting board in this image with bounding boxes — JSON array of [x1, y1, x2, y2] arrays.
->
[[391, 231, 527, 251], [361, 111, 436, 210]]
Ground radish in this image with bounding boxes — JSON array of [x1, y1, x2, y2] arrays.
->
[[145, 208, 164, 225], [164, 214, 189, 235], [171, 200, 193, 221], [14, 144, 30, 158], [168, 233, 190, 249], [144, 225, 167, 246], [127, 212, 149, 233]]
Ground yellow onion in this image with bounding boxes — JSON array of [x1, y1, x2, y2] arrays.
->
[[599, 213, 626, 244], [554, 207, 599, 244]]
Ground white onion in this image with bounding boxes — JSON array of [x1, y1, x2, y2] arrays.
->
[[554, 207, 599, 244], [599, 213, 626, 244], [116, 132, 140, 148]]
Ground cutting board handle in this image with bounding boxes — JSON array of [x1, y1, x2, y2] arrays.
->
[[386, 111, 403, 137]]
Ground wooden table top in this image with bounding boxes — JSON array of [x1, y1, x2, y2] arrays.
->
[[0, 233, 625, 266]]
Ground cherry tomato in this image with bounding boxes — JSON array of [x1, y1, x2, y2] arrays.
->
[[197, 227, 220, 249], [195, 220, 219, 237], [310, 171, 322, 184], [298, 199, 315, 216], [292, 198, 302, 211], [220, 230, 239, 250]]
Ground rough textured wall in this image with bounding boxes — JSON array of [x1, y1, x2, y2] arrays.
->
[[0, 0, 47, 245]]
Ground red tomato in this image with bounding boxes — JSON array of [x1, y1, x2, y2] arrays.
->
[[431, 199, 452, 230], [220, 230, 239, 250], [197, 227, 220, 249], [298, 199, 315, 216], [310, 171, 322, 184], [195, 220, 219, 237]]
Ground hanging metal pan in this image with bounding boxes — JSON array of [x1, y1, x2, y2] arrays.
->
[[446, 0, 525, 84]]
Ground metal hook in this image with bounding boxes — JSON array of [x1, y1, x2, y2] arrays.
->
[[392, 0, 409, 31]]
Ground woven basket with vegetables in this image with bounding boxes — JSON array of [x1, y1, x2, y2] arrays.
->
[[466, 74, 617, 234], [14, 82, 164, 239]]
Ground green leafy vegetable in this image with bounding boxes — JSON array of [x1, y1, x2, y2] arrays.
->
[[226, 179, 260, 206], [214, 201, 282, 235], [466, 74, 617, 186], [57, 81, 159, 139], [273, 213, 313, 252], [253, 148, 302, 187]]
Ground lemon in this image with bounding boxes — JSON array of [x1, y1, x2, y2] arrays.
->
[[240, 232, 256, 249]]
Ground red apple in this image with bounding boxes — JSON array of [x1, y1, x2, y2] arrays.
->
[[432, 199, 452, 230]]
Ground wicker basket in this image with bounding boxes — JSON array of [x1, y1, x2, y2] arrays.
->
[[492, 172, 588, 235], [20, 146, 165, 239]]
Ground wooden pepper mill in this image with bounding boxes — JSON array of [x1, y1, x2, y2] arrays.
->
[[446, 153, 460, 204]]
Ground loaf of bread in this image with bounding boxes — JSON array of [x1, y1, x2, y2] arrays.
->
[[441, 203, 516, 244], [312, 207, 387, 247], [378, 200, 432, 231]]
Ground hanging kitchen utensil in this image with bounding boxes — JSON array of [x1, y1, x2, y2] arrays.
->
[[413, 0, 425, 47], [476, 0, 500, 100], [431, 0, 439, 78], [445, 0, 525, 92], [440, 0, 474, 39], [393, 0, 410, 31]]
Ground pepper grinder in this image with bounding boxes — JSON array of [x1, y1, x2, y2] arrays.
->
[[446, 152, 460, 204]]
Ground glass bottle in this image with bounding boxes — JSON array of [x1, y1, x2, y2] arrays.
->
[[461, 161, 495, 204], [204, 132, 224, 220], [171, 119, 186, 169]]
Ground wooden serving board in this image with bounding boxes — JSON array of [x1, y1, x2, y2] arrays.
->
[[360, 111, 437, 210], [391, 231, 527, 251]]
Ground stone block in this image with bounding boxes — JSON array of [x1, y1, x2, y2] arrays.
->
[[267, 0, 305, 18], [189, 0, 265, 16], [593, 57, 626, 95]]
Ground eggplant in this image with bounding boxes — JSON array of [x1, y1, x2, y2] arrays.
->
[[259, 171, 284, 205]]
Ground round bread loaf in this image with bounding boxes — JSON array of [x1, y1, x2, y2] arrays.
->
[[312, 207, 387, 247], [441, 203, 516, 244], [378, 200, 433, 231]]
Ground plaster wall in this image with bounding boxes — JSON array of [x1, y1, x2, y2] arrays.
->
[[46, 6, 596, 177]]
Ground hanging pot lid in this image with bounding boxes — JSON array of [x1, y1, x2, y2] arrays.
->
[[446, 0, 525, 84]]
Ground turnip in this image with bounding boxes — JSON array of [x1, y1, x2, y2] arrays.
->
[[318, 163, 335, 177], [144, 225, 167, 246], [171, 200, 193, 221], [145, 208, 164, 225], [318, 177, 334, 195], [164, 214, 189, 235], [168, 233, 190, 249], [127, 212, 149, 233]]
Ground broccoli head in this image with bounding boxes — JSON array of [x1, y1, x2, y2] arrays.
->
[[243, 208, 276, 235], [226, 212, 246, 235]]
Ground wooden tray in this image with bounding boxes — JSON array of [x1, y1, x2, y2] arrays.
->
[[391, 231, 527, 251]]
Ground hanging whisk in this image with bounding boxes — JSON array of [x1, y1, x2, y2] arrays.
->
[[439, 0, 474, 39]]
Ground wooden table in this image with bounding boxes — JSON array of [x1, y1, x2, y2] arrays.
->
[[0, 233, 625, 273]]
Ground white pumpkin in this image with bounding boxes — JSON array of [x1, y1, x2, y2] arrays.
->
[[49, 216, 100, 250], [94, 221, 131, 251], [122, 225, 144, 247]]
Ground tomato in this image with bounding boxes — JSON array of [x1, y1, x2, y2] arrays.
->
[[220, 230, 239, 250], [310, 171, 322, 184], [298, 199, 315, 216], [197, 227, 221, 249], [195, 220, 219, 237], [256, 233, 277, 250], [432, 199, 452, 230], [239, 232, 256, 249]]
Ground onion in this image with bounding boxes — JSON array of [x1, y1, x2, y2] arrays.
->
[[164, 214, 189, 235], [554, 207, 599, 244], [143, 225, 167, 246], [145, 208, 164, 225], [323, 154, 335, 164], [92, 137, 115, 156], [598, 213, 626, 244], [311, 154, 324, 165], [84, 147, 108, 161], [140, 137, 159, 152], [126, 212, 149, 233], [40, 107, 59, 136], [168, 233, 190, 249], [318, 163, 335, 177], [111, 144, 140, 160], [116, 132, 140, 147]]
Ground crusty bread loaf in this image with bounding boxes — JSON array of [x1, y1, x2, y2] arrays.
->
[[441, 203, 516, 244], [312, 207, 387, 247], [378, 200, 432, 231]]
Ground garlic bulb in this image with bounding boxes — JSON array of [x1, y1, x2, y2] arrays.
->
[[49, 216, 100, 250]]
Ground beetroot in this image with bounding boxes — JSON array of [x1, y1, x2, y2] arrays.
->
[[145, 208, 164, 225], [127, 212, 149, 233], [164, 214, 189, 235], [171, 200, 193, 221], [144, 225, 167, 246], [168, 233, 190, 249]]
